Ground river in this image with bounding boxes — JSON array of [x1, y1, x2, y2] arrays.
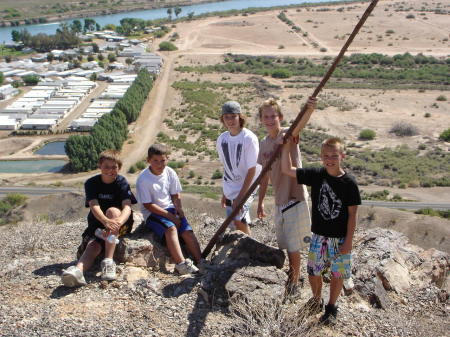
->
[[0, 0, 342, 43]]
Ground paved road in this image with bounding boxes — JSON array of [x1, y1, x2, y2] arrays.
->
[[0, 186, 82, 197], [1, 187, 449, 210]]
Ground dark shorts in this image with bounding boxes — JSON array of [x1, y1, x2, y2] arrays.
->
[[145, 208, 192, 241], [77, 211, 134, 259]]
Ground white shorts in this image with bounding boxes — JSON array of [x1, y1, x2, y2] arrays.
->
[[225, 192, 256, 229], [274, 200, 312, 252]]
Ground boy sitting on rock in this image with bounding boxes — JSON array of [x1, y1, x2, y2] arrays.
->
[[62, 150, 136, 287], [136, 144, 202, 275]]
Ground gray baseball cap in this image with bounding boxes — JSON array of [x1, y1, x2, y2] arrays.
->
[[221, 101, 241, 115]]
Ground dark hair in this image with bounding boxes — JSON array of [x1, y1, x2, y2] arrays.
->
[[147, 144, 170, 158], [258, 97, 283, 119], [220, 113, 246, 128], [98, 149, 122, 168]]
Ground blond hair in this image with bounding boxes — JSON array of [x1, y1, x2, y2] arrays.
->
[[99, 149, 122, 168], [258, 97, 283, 119], [321, 137, 345, 153]]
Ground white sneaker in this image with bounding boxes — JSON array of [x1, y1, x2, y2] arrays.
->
[[61, 266, 86, 287], [175, 259, 199, 275], [101, 259, 117, 281]]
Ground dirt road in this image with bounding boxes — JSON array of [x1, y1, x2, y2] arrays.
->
[[120, 53, 176, 172]]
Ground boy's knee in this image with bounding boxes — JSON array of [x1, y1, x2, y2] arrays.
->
[[86, 239, 102, 253], [106, 207, 121, 219], [165, 226, 177, 235]]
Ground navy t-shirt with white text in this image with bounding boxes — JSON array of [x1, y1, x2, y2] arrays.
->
[[84, 174, 136, 224]]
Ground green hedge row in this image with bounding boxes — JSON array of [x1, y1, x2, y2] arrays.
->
[[65, 70, 153, 172]]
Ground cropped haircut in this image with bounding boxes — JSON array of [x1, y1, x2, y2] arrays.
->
[[98, 149, 122, 169], [148, 143, 170, 158], [258, 98, 283, 119], [321, 137, 345, 153], [220, 113, 246, 128]]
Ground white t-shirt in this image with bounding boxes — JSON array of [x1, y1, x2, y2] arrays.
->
[[216, 127, 261, 200], [136, 166, 182, 220]]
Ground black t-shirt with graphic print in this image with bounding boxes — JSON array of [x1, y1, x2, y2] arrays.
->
[[296, 167, 361, 238]]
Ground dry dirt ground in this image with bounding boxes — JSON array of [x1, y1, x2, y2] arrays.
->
[[0, 0, 449, 201], [0, 192, 448, 337]]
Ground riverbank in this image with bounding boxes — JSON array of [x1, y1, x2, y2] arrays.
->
[[0, 0, 220, 27]]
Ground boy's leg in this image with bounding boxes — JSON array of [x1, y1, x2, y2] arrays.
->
[[328, 240, 351, 306], [287, 250, 301, 285], [279, 201, 311, 287], [181, 230, 201, 264], [234, 220, 251, 235], [103, 207, 122, 259], [307, 234, 327, 301], [77, 239, 102, 272], [329, 277, 344, 305], [165, 226, 185, 264], [309, 275, 323, 300]]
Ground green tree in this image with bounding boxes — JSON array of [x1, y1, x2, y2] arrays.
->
[[11, 30, 20, 42], [167, 8, 173, 20], [84, 18, 97, 32], [107, 53, 116, 62], [92, 42, 99, 53], [0, 72, 4, 85], [174, 7, 182, 18], [187, 12, 195, 20], [22, 74, 40, 85], [125, 58, 133, 66], [47, 52, 54, 62], [70, 19, 82, 33], [159, 41, 177, 51]]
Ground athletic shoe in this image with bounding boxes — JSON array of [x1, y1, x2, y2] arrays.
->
[[284, 283, 302, 303], [61, 266, 86, 287], [175, 259, 199, 275], [319, 304, 338, 325], [101, 259, 117, 281], [343, 277, 355, 295], [305, 297, 324, 315]]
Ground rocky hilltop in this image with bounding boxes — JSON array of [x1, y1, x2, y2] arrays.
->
[[0, 198, 448, 337]]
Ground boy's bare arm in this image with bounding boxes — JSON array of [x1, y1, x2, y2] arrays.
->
[[281, 143, 297, 178], [257, 172, 269, 219], [171, 193, 184, 218], [116, 199, 132, 225], [291, 96, 317, 137], [340, 205, 358, 254], [88, 199, 121, 231], [142, 202, 181, 225]]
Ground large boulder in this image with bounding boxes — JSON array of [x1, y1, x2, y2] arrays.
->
[[201, 231, 287, 305], [352, 228, 449, 304], [114, 225, 173, 272]]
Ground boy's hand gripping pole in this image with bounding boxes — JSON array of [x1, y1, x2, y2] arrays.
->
[[202, 0, 380, 259]]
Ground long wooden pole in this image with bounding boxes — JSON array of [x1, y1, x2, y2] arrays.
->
[[202, 0, 380, 258]]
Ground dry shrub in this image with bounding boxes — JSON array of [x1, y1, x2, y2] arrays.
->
[[230, 295, 319, 337], [389, 122, 419, 137]]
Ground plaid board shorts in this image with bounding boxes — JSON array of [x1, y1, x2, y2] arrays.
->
[[307, 233, 351, 279], [274, 200, 311, 252]]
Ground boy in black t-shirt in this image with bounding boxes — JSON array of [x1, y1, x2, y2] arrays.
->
[[61, 150, 136, 287], [281, 137, 361, 325]]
